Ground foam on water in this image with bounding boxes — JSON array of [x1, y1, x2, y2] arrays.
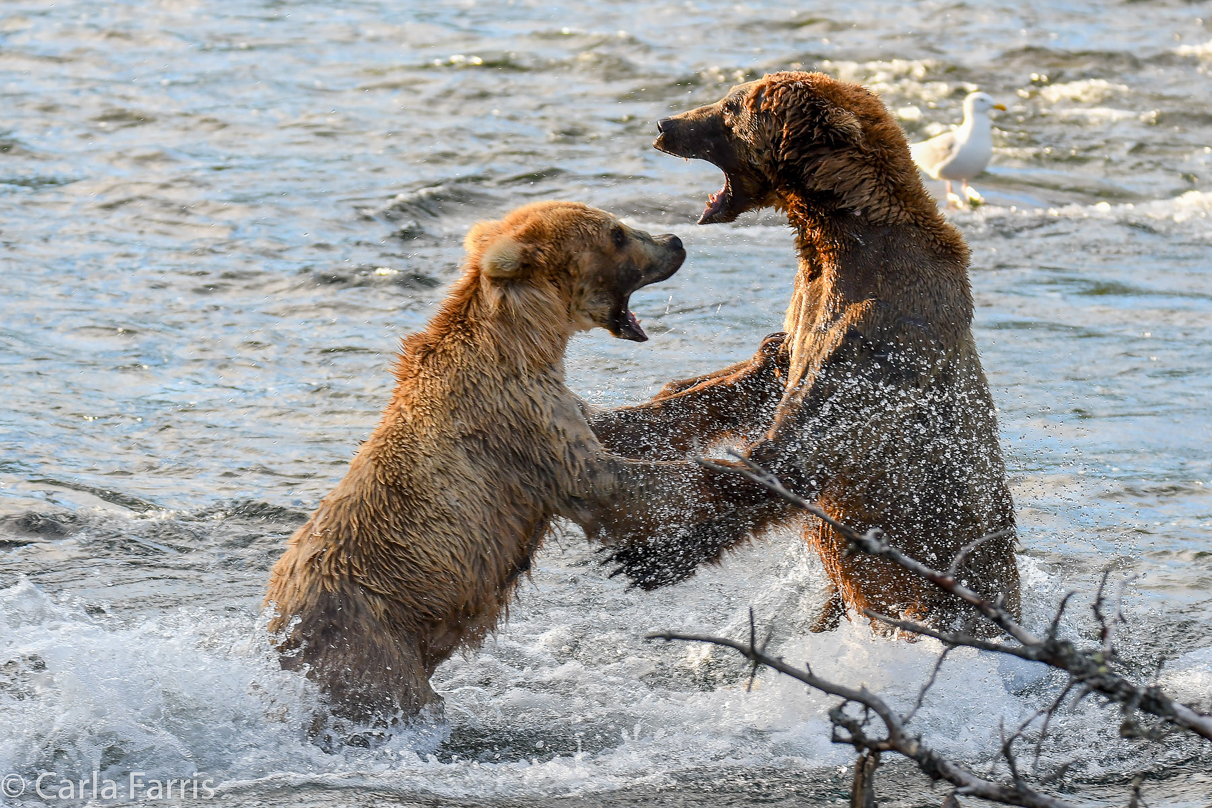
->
[[964, 190, 1212, 231], [1047, 106, 1140, 124], [1161, 647, 1212, 712], [0, 579, 327, 784], [0, 575, 1004, 799], [2, 535, 1203, 804], [817, 58, 952, 105], [1174, 39, 1212, 59], [1039, 79, 1130, 105]]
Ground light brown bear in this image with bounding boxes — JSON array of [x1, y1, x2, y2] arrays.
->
[[266, 201, 693, 724], [590, 73, 1021, 637]]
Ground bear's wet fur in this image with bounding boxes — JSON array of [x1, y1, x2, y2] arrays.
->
[[266, 201, 688, 724], [591, 73, 1021, 637]]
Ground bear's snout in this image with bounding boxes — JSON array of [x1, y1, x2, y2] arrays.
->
[[655, 233, 683, 254], [653, 113, 702, 159], [641, 233, 685, 286]]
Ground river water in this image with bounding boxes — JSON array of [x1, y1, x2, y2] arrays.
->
[[1, 1, 1210, 806]]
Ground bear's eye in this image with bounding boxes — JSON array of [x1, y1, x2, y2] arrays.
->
[[610, 225, 628, 249]]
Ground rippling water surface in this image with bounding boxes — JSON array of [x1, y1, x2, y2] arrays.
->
[[2, 1, 1211, 806]]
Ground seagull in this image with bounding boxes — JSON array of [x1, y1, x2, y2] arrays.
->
[[910, 91, 1006, 206]]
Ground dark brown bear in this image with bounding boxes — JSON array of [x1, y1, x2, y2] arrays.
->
[[590, 73, 1021, 636]]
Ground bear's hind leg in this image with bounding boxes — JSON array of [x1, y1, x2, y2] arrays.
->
[[277, 588, 440, 729]]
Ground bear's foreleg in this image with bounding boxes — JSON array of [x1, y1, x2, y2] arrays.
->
[[588, 332, 788, 461], [568, 449, 798, 590], [596, 321, 949, 590], [650, 331, 788, 401]]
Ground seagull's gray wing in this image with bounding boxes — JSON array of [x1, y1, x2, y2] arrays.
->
[[910, 130, 958, 177]]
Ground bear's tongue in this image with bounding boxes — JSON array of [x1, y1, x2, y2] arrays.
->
[[699, 182, 730, 225], [617, 309, 647, 342]]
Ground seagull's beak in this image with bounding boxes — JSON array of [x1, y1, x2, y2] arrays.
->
[[993, 103, 1007, 111]]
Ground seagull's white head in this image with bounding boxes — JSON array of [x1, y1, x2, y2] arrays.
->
[[964, 91, 1006, 116]]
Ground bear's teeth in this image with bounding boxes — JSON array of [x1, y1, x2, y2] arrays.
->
[[704, 186, 728, 215], [624, 309, 645, 338]]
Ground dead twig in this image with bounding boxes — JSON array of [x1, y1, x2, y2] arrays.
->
[[714, 450, 1212, 743], [646, 625, 1080, 808], [1032, 681, 1076, 770], [906, 646, 952, 725], [947, 528, 1014, 577]]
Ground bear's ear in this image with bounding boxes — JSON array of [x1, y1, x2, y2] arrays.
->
[[480, 235, 532, 279], [464, 219, 503, 253], [770, 79, 863, 151], [746, 84, 768, 112], [823, 107, 863, 145]]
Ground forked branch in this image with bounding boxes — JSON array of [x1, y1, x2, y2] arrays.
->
[[702, 451, 1212, 743], [654, 455, 1212, 806], [648, 615, 1078, 808]]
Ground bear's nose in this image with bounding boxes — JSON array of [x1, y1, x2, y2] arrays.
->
[[655, 234, 683, 253], [656, 117, 673, 134]]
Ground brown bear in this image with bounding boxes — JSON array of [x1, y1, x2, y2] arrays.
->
[[265, 201, 696, 724], [589, 72, 1021, 636]]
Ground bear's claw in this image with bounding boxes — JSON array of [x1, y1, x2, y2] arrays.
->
[[601, 529, 726, 591]]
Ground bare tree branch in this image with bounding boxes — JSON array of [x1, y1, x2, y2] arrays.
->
[[1092, 569, 1116, 659], [947, 528, 1014, 577], [1127, 775, 1146, 808], [709, 451, 1212, 743], [1046, 592, 1076, 643], [701, 453, 1037, 646], [906, 646, 952, 725], [646, 626, 1081, 808], [1032, 681, 1076, 770]]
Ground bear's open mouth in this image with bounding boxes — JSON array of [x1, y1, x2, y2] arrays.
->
[[701, 176, 734, 225], [609, 233, 683, 342], [653, 132, 743, 225], [616, 307, 646, 342]]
